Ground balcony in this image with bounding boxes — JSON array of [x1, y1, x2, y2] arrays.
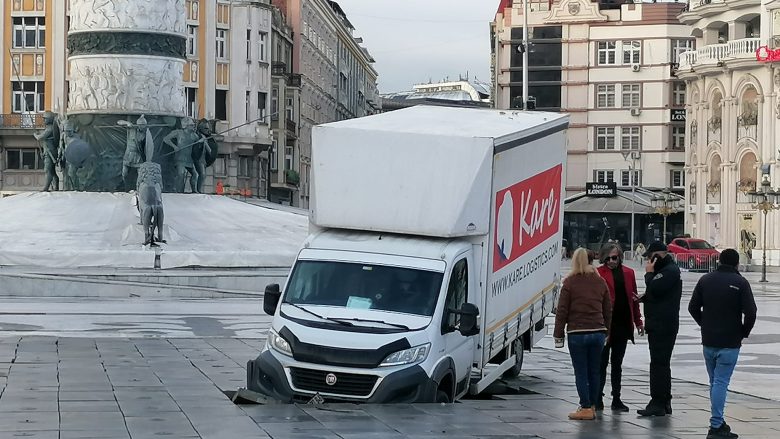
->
[[272, 62, 287, 76], [288, 74, 302, 88], [286, 118, 297, 138], [0, 113, 44, 130], [677, 38, 761, 71], [686, 0, 726, 12]]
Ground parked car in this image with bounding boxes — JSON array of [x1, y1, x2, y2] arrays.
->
[[667, 238, 719, 271]]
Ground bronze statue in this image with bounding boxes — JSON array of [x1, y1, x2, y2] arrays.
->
[[163, 117, 203, 193], [136, 128, 165, 246], [34, 112, 60, 191], [60, 121, 95, 191], [122, 115, 148, 190]]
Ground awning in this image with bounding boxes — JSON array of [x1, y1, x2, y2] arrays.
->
[[564, 187, 685, 215]]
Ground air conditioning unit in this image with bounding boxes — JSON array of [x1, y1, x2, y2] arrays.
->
[[631, 64, 641, 72], [630, 108, 642, 116]]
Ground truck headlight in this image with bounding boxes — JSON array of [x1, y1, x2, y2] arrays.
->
[[268, 331, 293, 357], [379, 343, 430, 367]]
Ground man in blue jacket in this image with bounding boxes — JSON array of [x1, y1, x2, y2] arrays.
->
[[689, 249, 757, 439], [637, 241, 682, 417]]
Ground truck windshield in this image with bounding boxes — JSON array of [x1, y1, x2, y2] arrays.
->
[[284, 261, 444, 317]]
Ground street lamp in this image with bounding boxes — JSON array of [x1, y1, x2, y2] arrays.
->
[[650, 187, 682, 244], [747, 175, 780, 283], [621, 150, 641, 257]]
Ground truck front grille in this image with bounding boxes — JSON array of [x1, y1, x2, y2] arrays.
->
[[289, 367, 378, 397]]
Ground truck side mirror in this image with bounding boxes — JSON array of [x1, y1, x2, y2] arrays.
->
[[263, 284, 281, 316], [456, 303, 480, 337]]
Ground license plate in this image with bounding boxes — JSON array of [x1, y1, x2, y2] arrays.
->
[[307, 393, 325, 405]]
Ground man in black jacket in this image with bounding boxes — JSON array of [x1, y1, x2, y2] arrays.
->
[[637, 241, 682, 417], [689, 249, 757, 439]]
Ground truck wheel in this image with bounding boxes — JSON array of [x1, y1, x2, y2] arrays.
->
[[502, 337, 524, 378], [435, 389, 451, 403]]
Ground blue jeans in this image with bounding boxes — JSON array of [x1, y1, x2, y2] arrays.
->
[[568, 332, 606, 408], [703, 346, 740, 429]]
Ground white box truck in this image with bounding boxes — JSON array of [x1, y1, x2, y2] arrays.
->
[[248, 106, 568, 403]]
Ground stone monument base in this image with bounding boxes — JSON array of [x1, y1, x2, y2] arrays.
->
[[0, 192, 307, 269]]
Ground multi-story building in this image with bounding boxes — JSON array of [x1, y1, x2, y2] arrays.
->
[[0, 0, 283, 198], [677, 0, 778, 265], [492, 0, 690, 247], [272, 0, 379, 208]]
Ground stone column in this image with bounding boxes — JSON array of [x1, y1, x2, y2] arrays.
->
[[66, 0, 186, 191]]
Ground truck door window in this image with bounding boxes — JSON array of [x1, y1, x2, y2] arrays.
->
[[442, 258, 468, 334]]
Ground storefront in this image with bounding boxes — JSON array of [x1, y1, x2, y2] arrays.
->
[[563, 185, 684, 254]]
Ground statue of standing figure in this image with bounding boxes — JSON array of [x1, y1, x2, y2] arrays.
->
[[122, 115, 148, 190], [60, 120, 95, 191], [34, 112, 60, 192], [163, 117, 204, 193]]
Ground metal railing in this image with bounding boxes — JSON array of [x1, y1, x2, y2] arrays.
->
[[677, 38, 761, 70], [670, 253, 718, 272], [0, 113, 44, 129]]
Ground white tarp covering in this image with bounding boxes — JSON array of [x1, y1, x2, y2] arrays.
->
[[0, 192, 308, 269]]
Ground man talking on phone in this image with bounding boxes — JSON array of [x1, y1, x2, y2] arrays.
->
[[637, 241, 682, 417]]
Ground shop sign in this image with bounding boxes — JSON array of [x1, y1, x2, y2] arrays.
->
[[586, 182, 617, 197], [671, 109, 686, 122], [756, 45, 780, 62]]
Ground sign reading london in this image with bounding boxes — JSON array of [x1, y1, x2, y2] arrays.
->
[[586, 182, 617, 197]]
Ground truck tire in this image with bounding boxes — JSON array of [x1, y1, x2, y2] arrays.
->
[[502, 337, 524, 378]]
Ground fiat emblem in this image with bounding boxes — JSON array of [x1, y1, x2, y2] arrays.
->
[[325, 373, 337, 386]]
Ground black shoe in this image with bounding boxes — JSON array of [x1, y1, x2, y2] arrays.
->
[[707, 422, 738, 438], [611, 399, 629, 413], [637, 405, 666, 417], [595, 399, 604, 411], [665, 401, 672, 415]]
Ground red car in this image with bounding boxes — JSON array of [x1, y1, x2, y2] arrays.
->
[[668, 238, 720, 271]]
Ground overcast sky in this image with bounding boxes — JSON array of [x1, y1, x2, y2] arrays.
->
[[334, 0, 497, 93]]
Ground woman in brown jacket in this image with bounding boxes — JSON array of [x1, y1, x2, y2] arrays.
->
[[554, 247, 613, 420]]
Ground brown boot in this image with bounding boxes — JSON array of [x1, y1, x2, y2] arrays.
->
[[568, 406, 596, 420]]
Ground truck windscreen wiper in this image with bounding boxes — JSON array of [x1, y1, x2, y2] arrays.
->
[[330, 317, 410, 330], [282, 302, 354, 327]]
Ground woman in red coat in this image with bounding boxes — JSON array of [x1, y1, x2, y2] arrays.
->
[[595, 243, 644, 412]]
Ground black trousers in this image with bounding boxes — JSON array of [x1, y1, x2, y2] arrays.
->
[[648, 331, 677, 406], [599, 336, 629, 400]]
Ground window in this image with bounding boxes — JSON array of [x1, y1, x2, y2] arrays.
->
[[672, 82, 686, 107], [271, 88, 278, 115], [621, 170, 641, 187], [216, 29, 227, 59], [12, 81, 45, 113], [5, 148, 42, 170], [620, 126, 640, 150], [621, 84, 640, 108], [596, 127, 616, 150], [259, 32, 267, 62], [245, 91, 251, 122], [284, 145, 293, 171], [622, 40, 641, 64], [257, 92, 267, 119], [246, 30, 252, 61], [186, 25, 197, 56], [670, 169, 685, 188], [286, 97, 294, 120], [597, 41, 617, 65], [238, 156, 251, 177], [442, 258, 468, 333], [186, 87, 197, 117], [671, 125, 685, 150], [13, 17, 45, 49], [215, 154, 228, 176], [594, 170, 614, 183], [215, 89, 227, 121], [671, 39, 694, 63], [596, 84, 616, 108], [270, 139, 278, 171]]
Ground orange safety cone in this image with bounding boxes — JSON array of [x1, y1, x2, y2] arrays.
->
[[216, 180, 224, 195]]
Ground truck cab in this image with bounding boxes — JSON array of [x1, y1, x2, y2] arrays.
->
[[249, 229, 480, 403]]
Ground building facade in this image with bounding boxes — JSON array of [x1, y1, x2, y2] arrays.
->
[[0, 0, 284, 198], [273, 0, 379, 208], [492, 0, 689, 250], [677, 0, 779, 265]]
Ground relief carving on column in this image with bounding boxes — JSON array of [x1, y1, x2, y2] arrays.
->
[[69, 0, 186, 35], [68, 57, 185, 116]]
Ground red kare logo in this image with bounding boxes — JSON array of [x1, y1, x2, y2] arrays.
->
[[493, 165, 562, 273]]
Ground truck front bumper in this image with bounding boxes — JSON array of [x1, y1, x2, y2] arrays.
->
[[247, 350, 438, 404]]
